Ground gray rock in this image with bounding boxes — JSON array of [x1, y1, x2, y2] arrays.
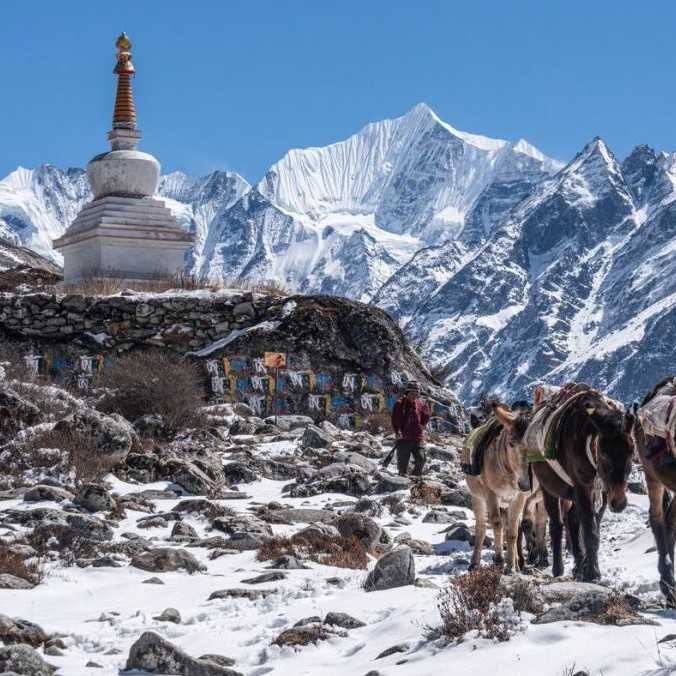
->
[[153, 607, 181, 624], [324, 611, 366, 629], [53, 407, 134, 464], [171, 522, 198, 539], [142, 577, 165, 585], [222, 462, 258, 484], [302, 424, 333, 449], [131, 548, 205, 574], [268, 508, 335, 524], [233, 402, 255, 417], [375, 472, 410, 493], [0, 574, 34, 590], [74, 483, 113, 513], [331, 513, 387, 553], [0, 644, 55, 676], [375, 642, 410, 659], [294, 616, 322, 627], [125, 631, 242, 675], [172, 498, 228, 520], [440, 487, 472, 508], [23, 485, 74, 503], [264, 414, 314, 431], [172, 463, 219, 495], [422, 509, 456, 524], [240, 572, 286, 585], [267, 555, 308, 570], [198, 654, 237, 669], [0, 614, 48, 647], [365, 545, 415, 591], [208, 588, 277, 601]]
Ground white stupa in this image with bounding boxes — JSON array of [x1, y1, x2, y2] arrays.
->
[[54, 33, 192, 283]]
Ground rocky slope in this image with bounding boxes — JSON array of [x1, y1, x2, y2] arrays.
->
[[0, 360, 670, 676]]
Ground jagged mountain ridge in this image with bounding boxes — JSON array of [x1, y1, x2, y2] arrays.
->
[[1, 105, 674, 404]]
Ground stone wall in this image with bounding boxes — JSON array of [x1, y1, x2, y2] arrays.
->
[[0, 290, 467, 431]]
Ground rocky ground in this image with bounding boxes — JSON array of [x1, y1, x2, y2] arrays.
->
[[1, 374, 676, 676]]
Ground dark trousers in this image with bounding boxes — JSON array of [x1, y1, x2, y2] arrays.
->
[[396, 440, 425, 476]]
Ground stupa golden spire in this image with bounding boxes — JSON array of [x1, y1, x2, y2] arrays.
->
[[112, 33, 137, 129]]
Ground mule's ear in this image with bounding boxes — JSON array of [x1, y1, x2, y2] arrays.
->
[[624, 412, 636, 435], [494, 404, 518, 429]]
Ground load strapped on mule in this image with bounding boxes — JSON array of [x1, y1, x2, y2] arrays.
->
[[638, 376, 676, 457], [461, 383, 622, 488]]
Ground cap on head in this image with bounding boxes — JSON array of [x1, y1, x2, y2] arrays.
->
[[405, 381, 421, 394]]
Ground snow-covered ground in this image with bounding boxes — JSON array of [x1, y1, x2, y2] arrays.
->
[[2, 436, 676, 676]]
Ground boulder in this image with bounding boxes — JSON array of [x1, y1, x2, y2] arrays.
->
[[375, 472, 410, 493], [172, 498, 228, 521], [74, 483, 113, 513], [221, 462, 258, 485], [365, 545, 415, 591], [0, 614, 48, 647], [267, 508, 335, 524], [172, 462, 219, 495], [0, 383, 41, 433], [126, 631, 242, 675], [0, 574, 34, 590], [53, 407, 134, 464], [208, 588, 277, 601], [264, 414, 313, 431], [171, 522, 198, 539], [331, 513, 387, 553], [131, 548, 205, 574], [153, 608, 181, 624], [324, 611, 366, 629], [0, 644, 55, 676], [23, 485, 74, 503], [440, 487, 472, 508], [301, 424, 332, 449], [240, 572, 286, 585]]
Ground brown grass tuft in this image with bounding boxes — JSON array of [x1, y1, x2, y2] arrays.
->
[[410, 481, 442, 506], [258, 533, 368, 569]]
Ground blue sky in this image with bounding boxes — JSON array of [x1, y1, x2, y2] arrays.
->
[[3, 1, 676, 182]]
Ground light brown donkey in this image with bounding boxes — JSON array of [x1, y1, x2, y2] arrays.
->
[[465, 404, 531, 572]]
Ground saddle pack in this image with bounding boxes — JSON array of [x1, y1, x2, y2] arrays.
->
[[461, 416, 502, 476]]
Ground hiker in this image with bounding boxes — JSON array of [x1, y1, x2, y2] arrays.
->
[[391, 381, 430, 476]]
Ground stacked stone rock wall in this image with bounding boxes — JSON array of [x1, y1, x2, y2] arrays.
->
[[0, 290, 466, 431]]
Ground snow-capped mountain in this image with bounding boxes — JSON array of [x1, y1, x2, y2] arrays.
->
[[393, 139, 676, 404], [196, 103, 561, 300], [1, 103, 674, 405]]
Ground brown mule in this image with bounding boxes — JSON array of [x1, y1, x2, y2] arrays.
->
[[500, 388, 634, 581], [465, 404, 531, 573], [634, 376, 676, 605]]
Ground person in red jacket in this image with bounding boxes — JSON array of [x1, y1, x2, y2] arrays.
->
[[391, 381, 430, 476]]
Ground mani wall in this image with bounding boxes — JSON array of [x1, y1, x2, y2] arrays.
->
[[0, 290, 467, 432]]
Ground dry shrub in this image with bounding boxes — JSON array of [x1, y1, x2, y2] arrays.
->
[[0, 541, 44, 585], [97, 351, 205, 433], [595, 593, 640, 625], [258, 533, 368, 570], [56, 271, 223, 296], [272, 624, 329, 647], [410, 481, 442, 506], [508, 577, 542, 615], [431, 567, 522, 643], [362, 413, 392, 435], [35, 427, 114, 483]]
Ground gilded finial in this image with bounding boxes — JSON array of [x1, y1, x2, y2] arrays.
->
[[114, 32, 135, 75], [112, 32, 137, 130]]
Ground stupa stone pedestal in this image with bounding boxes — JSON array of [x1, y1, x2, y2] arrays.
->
[[54, 33, 192, 283]]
